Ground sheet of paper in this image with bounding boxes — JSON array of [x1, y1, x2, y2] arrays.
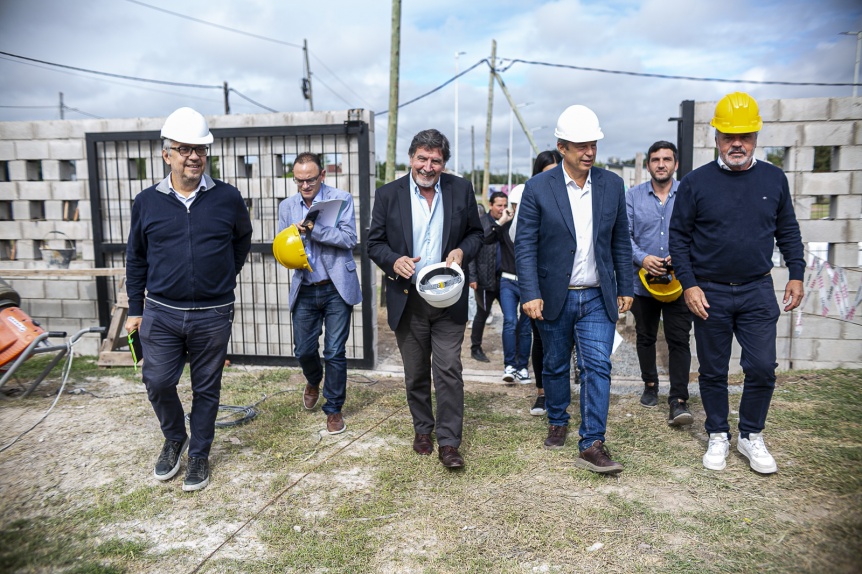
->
[[307, 198, 345, 228], [612, 330, 623, 355]]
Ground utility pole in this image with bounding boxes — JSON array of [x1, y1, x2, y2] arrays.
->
[[494, 72, 540, 157], [59, 92, 64, 120], [841, 31, 862, 97], [385, 0, 402, 183], [482, 40, 496, 207], [223, 82, 230, 115], [303, 39, 314, 111], [454, 50, 466, 174], [471, 125, 476, 190]]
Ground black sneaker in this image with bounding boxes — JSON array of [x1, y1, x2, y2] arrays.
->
[[668, 399, 694, 427], [154, 437, 188, 481], [183, 456, 210, 492], [471, 347, 490, 363], [639, 383, 658, 408], [530, 395, 546, 416]]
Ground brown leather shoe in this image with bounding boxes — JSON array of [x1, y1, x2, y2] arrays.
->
[[413, 433, 433, 455], [303, 384, 320, 410], [575, 440, 623, 474], [544, 425, 568, 449], [326, 412, 346, 435], [438, 445, 464, 468]]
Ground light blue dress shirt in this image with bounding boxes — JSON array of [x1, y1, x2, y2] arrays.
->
[[409, 175, 443, 283], [625, 178, 680, 297]]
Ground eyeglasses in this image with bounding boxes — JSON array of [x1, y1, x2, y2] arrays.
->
[[170, 146, 209, 157], [294, 173, 321, 187]]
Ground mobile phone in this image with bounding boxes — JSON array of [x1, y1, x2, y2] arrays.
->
[[128, 329, 143, 365]]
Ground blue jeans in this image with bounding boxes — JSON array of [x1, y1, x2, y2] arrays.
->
[[140, 300, 234, 459], [694, 275, 779, 439], [292, 283, 352, 415], [499, 277, 532, 369], [537, 288, 615, 451]]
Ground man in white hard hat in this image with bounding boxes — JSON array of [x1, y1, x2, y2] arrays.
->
[[125, 107, 252, 492], [276, 152, 361, 435], [669, 92, 804, 474], [368, 129, 483, 469], [515, 105, 633, 474]]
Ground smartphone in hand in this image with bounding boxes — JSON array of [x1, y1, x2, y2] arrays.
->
[[128, 329, 143, 365]]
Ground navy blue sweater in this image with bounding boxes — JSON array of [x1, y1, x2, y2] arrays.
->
[[669, 161, 804, 290], [126, 177, 253, 316]]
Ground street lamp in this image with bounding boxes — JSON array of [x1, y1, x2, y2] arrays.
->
[[840, 31, 862, 97], [508, 102, 532, 190], [454, 51, 466, 174]]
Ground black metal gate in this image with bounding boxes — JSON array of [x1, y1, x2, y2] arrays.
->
[[86, 119, 376, 368]]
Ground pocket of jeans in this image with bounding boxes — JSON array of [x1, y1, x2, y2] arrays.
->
[[212, 305, 235, 323]]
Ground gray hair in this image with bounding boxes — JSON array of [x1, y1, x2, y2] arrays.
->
[[408, 129, 451, 162], [162, 138, 173, 155]]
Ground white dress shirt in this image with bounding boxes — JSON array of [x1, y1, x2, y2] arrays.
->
[[562, 168, 600, 288]]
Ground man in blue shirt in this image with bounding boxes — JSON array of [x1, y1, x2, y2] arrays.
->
[[669, 92, 804, 474], [277, 153, 362, 436], [626, 141, 693, 426]]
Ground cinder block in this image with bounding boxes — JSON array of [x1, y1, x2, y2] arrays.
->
[[7, 279, 45, 299], [0, 122, 35, 140], [832, 243, 860, 268], [16, 182, 51, 200], [778, 98, 830, 122], [692, 148, 715, 169], [833, 195, 862, 219], [48, 139, 85, 160], [757, 99, 780, 122], [45, 280, 80, 299], [40, 160, 60, 181], [78, 278, 98, 300], [836, 145, 862, 171], [759, 123, 802, 147], [62, 299, 97, 319], [693, 125, 713, 148], [7, 160, 27, 181], [694, 101, 715, 124], [51, 181, 87, 201], [798, 219, 845, 242], [798, 172, 852, 196], [846, 219, 862, 242], [80, 241, 95, 262], [14, 140, 50, 160], [815, 339, 862, 363], [786, 147, 814, 173], [803, 122, 855, 146], [32, 299, 63, 318], [0, 141, 15, 161], [828, 98, 862, 120], [0, 220, 22, 240], [852, 171, 862, 196]]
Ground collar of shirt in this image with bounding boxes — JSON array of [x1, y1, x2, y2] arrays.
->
[[561, 167, 599, 287], [717, 155, 757, 171], [156, 173, 215, 198], [298, 184, 332, 284], [561, 166, 592, 195]]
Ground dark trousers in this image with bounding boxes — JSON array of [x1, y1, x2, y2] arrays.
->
[[292, 283, 353, 415], [693, 276, 780, 439], [140, 300, 233, 458], [395, 288, 465, 448], [630, 294, 693, 403], [531, 319, 543, 390], [470, 288, 498, 351]]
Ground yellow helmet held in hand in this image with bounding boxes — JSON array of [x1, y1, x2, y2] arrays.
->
[[710, 92, 762, 134], [272, 225, 313, 271], [638, 268, 682, 303]]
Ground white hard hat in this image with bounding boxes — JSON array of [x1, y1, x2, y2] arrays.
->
[[508, 184, 524, 205], [554, 105, 604, 143], [416, 262, 465, 308], [161, 107, 213, 144]]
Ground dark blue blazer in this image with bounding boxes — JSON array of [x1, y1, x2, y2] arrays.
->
[[514, 164, 633, 323], [368, 172, 483, 331]]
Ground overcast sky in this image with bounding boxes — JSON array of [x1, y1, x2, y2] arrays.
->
[[1, 0, 860, 175]]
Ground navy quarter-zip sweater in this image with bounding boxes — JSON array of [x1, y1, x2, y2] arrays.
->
[[669, 160, 805, 290], [126, 175, 253, 316]]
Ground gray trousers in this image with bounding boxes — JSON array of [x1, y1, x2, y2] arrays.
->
[[395, 288, 466, 448]]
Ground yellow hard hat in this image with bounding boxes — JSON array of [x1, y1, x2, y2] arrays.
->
[[272, 225, 313, 271], [710, 92, 762, 134], [638, 268, 682, 303]]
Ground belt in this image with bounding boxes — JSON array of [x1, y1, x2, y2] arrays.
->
[[568, 285, 595, 290], [501, 272, 518, 281], [696, 273, 769, 287], [309, 279, 332, 286]]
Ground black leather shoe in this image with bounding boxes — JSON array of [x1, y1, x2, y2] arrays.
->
[[438, 445, 464, 468], [413, 433, 433, 455], [471, 348, 490, 363]]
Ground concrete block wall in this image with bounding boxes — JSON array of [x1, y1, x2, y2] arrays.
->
[[692, 96, 862, 373], [0, 109, 376, 359]]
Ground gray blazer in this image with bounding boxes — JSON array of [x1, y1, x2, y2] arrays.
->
[[277, 183, 362, 311]]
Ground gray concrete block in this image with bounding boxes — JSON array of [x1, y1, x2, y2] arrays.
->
[[692, 148, 715, 169], [832, 243, 859, 268], [0, 122, 35, 140], [814, 338, 862, 363], [759, 123, 802, 148], [31, 299, 63, 318], [0, 182, 15, 200], [81, 241, 95, 262], [852, 171, 862, 196], [803, 122, 855, 146], [833, 195, 862, 219], [778, 98, 830, 122], [846, 219, 862, 241], [7, 278, 45, 299], [798, 219, 845, 242], [0, 220, 22, 240], [14, 140, 50, 160], [787, 146, 814, 173], [45, 280, 80, 299], [798, 172, 852, 196], [41, 160, 61, 181], [16, 182, 51, 200], [62, 299, 98, 319], [51, 181, 87, 201], [828, 97, 862, 120], [7, 160, 27, 181], [0, 141, 15, 161], [835, 145, 862, 171], [48, 139, 85, 160], [78, 278, 98, 300]]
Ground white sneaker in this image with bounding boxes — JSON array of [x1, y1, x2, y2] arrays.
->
[[516, 368, 531, 384], [703, 433, 730, 471], [502, 365, 516, 383], [738, 433, 778, 474]]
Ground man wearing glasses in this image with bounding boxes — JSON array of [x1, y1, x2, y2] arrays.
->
[[126, 107, 252, 492], [277, 153, 361, 435]]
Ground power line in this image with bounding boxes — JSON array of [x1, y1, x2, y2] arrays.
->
[[375, 58, 489, 117], [124, 0, 303, 48], [228, 88, 277, 113], [498, 57, 862, 87], [313, 74, 354, 108], [309, 51, 375, 109]]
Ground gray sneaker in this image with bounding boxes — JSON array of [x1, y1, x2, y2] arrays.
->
[[154, 437, 188, 481]]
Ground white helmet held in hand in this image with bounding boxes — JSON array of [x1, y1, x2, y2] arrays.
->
[[416, 262, 465, 308], [161, 107, 213, 144], [554, 105, 604, 143]]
